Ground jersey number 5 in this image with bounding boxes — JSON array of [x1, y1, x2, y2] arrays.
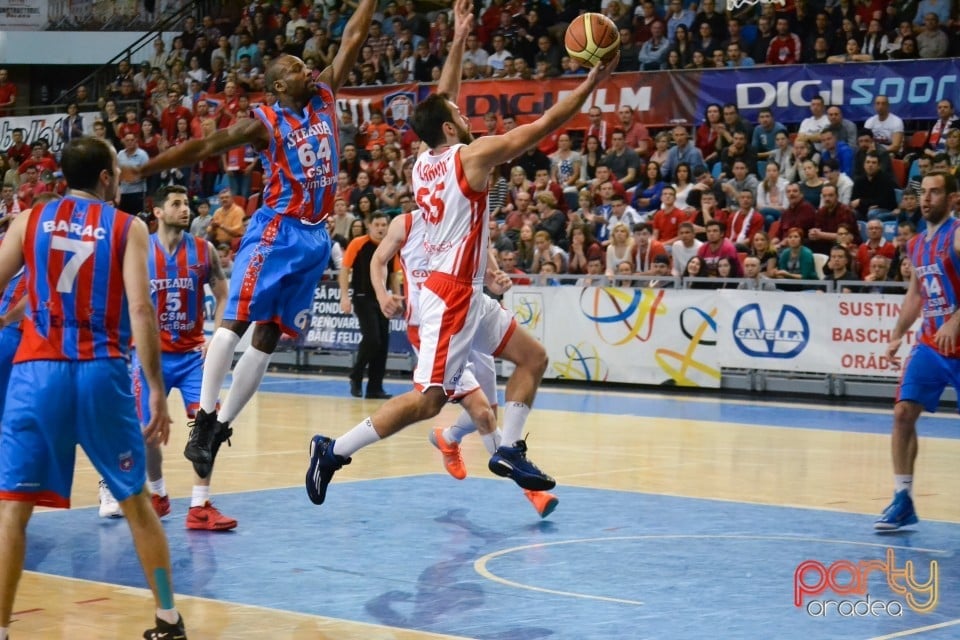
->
[[416, 182, 445, 225], [51, 236, 94, 293]]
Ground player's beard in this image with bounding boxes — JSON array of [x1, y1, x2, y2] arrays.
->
[[923, 205, 950, 226], [453, 121, 474, 145]]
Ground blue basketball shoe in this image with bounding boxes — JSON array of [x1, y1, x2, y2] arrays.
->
[[305, 435, 351, 505], [874, 490, 919, 531], [488, 438, 556, 491]]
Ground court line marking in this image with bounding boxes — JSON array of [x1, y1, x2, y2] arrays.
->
[[475, 535, 948, 608], [256, 372, 960, 420], [868, 618, 960, 639], [22, 571, 478, 640]]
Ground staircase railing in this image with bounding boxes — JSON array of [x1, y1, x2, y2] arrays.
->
[[54, 0, 204, 105]]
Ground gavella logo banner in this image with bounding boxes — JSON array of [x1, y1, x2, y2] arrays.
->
[[794, 549, 938, 617]]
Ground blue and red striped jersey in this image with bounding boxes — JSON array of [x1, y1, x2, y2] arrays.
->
[[148, 233, 210, 353], [0, 268, 26, 325], [251, 83, 339, 225], [908, 217, 960, 357], [16, 197, 134, 362]]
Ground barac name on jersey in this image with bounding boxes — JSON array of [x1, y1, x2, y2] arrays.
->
[[41, 220, 107, 239]]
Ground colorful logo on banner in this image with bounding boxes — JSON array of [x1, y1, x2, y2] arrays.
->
[[732, 303, 809, 358], [513, 294, 543, 330], [383, 90, 417, 130], [552, 341, 609, 382], [580, 287, 666, 345], [654, 306, 721, 386]]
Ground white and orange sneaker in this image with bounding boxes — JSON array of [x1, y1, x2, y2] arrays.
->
[[186, 501, 237, 531], [428, 427, 467, 480]]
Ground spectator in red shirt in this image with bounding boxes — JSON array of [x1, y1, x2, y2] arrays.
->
[[116, 107, 142, 140], [0, 69, 15, 116], [160, 89, 192, 142], [856, 219, 897, 279], [766, 17, 802, 65], [16, 165, 48, 207], [698, 219, 741, 276], [3, 129, 30, 165], [720, 190, 764, 249], [650, 186, 690, 245], [17, 143, 58, 176]]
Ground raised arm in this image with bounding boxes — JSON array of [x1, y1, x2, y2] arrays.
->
[[460, 55, 619, 190], [132, 117, 269, 180], [318, 0, 377, 92], [436, 0, 474, 101]]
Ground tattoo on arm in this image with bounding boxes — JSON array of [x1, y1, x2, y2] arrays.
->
[[208, 242, 227, 287]]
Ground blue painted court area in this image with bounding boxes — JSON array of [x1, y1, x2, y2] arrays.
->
[[26, 477, 960, 640], [256, 375, 960, 440]]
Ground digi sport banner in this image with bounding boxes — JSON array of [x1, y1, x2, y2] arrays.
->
[[338, 59, 960, 130]]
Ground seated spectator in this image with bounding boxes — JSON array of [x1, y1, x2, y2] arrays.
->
[[646, 254, 675, 288], [827, 38, 873, 63], [605, 222, 634, 277], [895, 189, 924, 233], [0, 181, 25, 221], [756, 163, 789, 226], [752, 109, 787, 161], [632, 161, 665, 216], [567, 224, 602, 275], [893, 255, 913, 284], [648, 132, 670, 169], [630, 223, 668, 275], [489, 219, 514, 255], [893, 220, 918, 267], [720, 160, 758, 209], [819, 129, 854, 177], [207, 188, 246, 246], [821, 159, 854, 205], [719, 131, 757, 177], [851, 151, 899, 221], [650, 186, 690, 245], [857, 220, 898, 278], [822, 244, 861, 293], [808, 184, 861, 255], [748, 231, 779, 277], [531, 168, 568, 214], [720, 190, 764, 250], [853, 130, 893, 183], [696, 103, 723, 167], [661, 125, 706, 181], [536, 261, 563, 286], [776, 228, 819, 284], [602, 130, 642, 189], [535, 192, 567, 247], [532, 230, 566, 274], [672, 162, 696, 211], [787, 139, 819, 183], [614, 260, 637, 288], [775, 183, 817, 248], [16, 165, 47, 207], [515, 223, 536, 272], [683, 255, 713, 288], [671, 222, 702, 277], [916, 14, 948, 59], [799, 160, 826, 209], [862, 255, 894, 293], [698, 220, 740, 277], [689, 190, 726, 239], [577, 254, 607, 287], [835, 224, 861, 269], [499, 250, 532, 286], [738, 255, 777, 291]]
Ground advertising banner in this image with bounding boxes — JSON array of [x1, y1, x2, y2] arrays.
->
[[0, 110, 100, 153], [337, 59, 957, 130], [504, 286, 721, 388], [0, 0, 47, 29], [716, 291, 918, 378]]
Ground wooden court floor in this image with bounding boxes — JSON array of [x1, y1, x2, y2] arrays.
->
[[12, 374, 960, 639]]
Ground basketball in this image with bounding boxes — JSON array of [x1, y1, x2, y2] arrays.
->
[[564, 13, 621, 68]]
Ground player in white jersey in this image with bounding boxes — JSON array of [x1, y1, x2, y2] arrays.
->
[[305, 0, 617, 507], [371, 212, 559, 518]]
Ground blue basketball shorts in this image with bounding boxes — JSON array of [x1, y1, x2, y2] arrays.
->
[[0, 326, 22, 419], [132, 349, 204, 425], [896, 342, 960, 413], [0, 359, 145, 508], [225, 208, 332, 338]]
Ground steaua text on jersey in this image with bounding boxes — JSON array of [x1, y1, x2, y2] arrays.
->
[[252, 83, 340, 225], [16, 197, 134, 363], [147, 233, 211, 353], [909, 217, 960, 358]]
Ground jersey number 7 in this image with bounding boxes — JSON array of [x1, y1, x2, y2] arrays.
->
[[51, 236, 94, 293]]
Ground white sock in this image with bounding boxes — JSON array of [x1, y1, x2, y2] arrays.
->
[[502, 402, 531, 446], [445, 410, 478, 443], [149, 478, 166, 497], [0, 627, 8, 639], [895, 474, 913, 496], [218, 346, 271, 423], [156, 608, 179, 624], [481, 429, 502, 455], [333, 417, 381, 457], [200, 328, 241, 413], [190, 485, 210, 508]]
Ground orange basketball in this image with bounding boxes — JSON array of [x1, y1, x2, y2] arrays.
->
[[564, 13, 621, 68]]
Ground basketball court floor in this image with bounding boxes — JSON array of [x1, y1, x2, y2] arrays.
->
[[12, 373, 960, 639]]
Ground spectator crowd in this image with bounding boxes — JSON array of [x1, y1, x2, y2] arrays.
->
[[1, 0, 959, 289]]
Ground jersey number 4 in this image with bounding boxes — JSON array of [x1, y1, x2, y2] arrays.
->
[[416, 182, 445, 225], [51, 237, 94, 293]]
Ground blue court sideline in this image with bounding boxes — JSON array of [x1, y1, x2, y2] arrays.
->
[[27, 476, 960, 640], [256, 374, 960, 440]]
